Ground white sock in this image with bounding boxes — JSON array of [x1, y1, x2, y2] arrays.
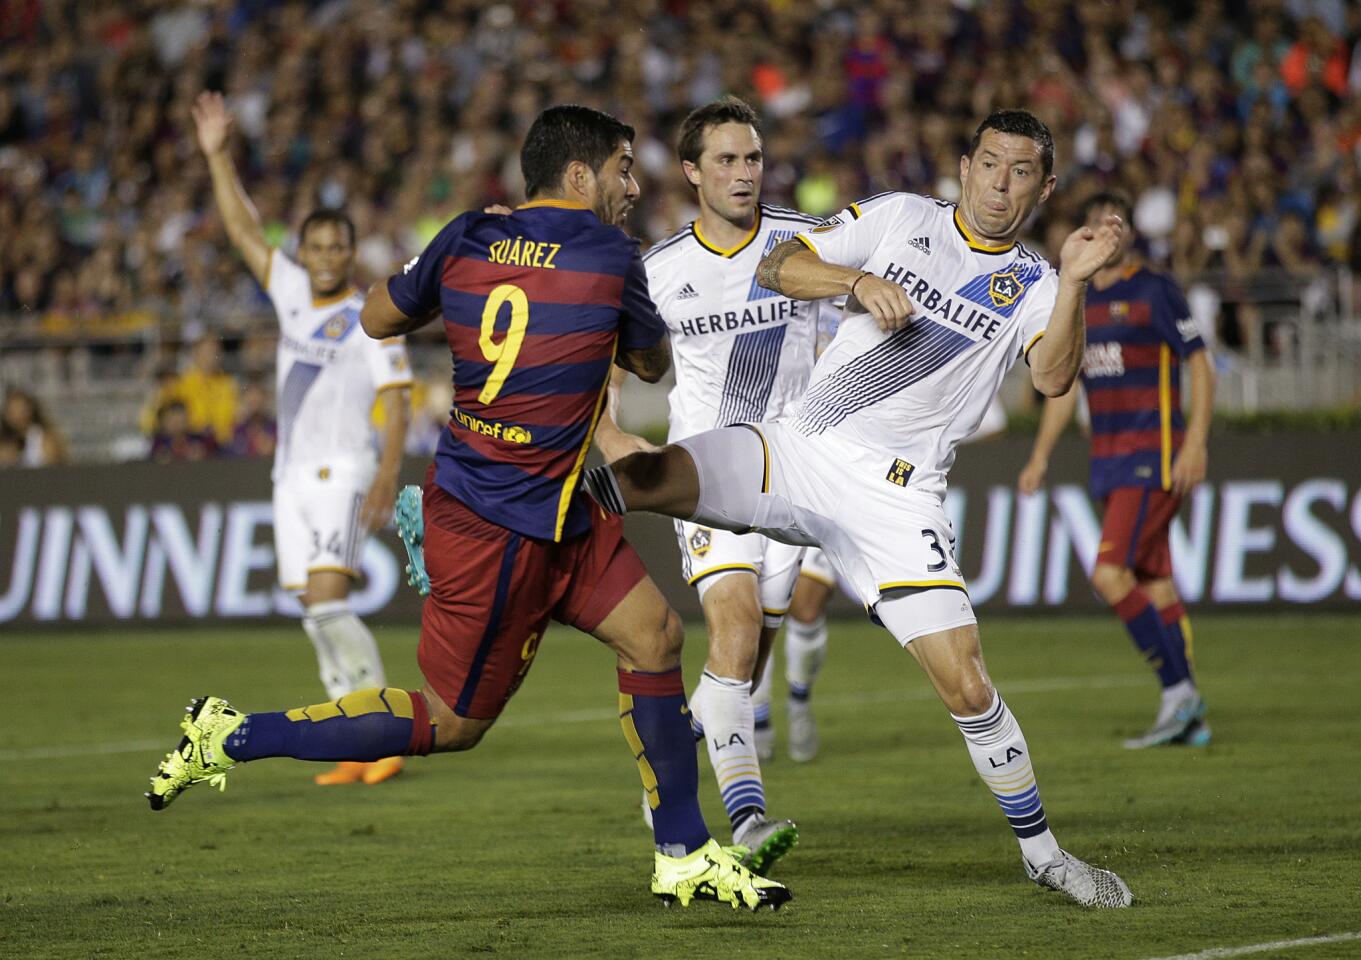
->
[[952, 694, 1061, 868], [785, 614, 827, 699], [752, 661, 773, 729], [1158, 678, 1197, 720], [691, 671, 765, 834], [304, 600, 387, 697]]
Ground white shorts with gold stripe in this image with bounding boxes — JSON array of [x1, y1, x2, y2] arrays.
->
[[273, 463, 374, 592], [675, 420, 976, 646], [673, 520, 804, 629]]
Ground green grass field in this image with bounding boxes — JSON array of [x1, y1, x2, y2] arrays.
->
[[2, 614, 1359, 960]]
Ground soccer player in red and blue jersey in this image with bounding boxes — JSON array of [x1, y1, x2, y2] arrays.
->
[[146, 105, 789, 911], [1019, 191, 1216, 749]]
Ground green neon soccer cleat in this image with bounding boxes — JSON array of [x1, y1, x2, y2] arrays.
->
[[394, 484, 430, 597], [146, 696, 245, 811], [651, 838, 792, 911]]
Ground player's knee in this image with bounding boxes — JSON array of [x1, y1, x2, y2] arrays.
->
[[662, 606, 685, 660], [951, 675, 997, 717], [1090, 563, 1134, 603], [430, 715, 492, 753]]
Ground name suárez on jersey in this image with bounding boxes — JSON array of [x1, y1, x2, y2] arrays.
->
[[676, 297, 803, 337], [882, 262, 1005, 343], [280, 331, 341, 364], [487, 237, 561, 270]]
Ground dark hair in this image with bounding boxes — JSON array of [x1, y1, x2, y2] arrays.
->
[[299, 209, 356, 247], [676, 96, 762, 167], [520, 105, 635, 198], [968, 110, 1055, 177], [1079, 190, 1134, 225]]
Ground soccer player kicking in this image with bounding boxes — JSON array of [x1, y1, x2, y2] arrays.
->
[[594, 97, 837, 867], [1018, 191, 1215, 749], [587, 111, 1134, 908], [192, 91, 411, 787], [149, 105, 789, 912]]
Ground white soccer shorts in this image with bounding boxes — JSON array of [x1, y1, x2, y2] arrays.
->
[[674, 520, 804, 628], [273, 467, 373, 591], [799, 546, 836, 588], [674, 421, 977, 645]]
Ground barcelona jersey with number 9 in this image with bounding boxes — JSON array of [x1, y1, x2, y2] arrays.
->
[[387, 201, 666, 542]]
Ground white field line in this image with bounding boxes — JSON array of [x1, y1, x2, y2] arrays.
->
[[1143, 930, 1361, 960], [0, 672, 1146, 762]]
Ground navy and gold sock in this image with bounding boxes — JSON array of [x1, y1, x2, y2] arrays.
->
[[618, 667, 710, 856], [1158, 601, 1195, 682], [1114, 588, 1190, 687], [224, 688, 435, 762]]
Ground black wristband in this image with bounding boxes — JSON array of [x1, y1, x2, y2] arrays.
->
[[849, 271, 871, 299]]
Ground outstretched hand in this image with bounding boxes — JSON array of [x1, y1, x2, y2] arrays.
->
[[1059, 214, 1124, 283], [191, 91, 232, 157]]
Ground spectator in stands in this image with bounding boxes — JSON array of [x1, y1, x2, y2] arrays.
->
[[0, 427, 25, 468], [229, 377, 276, 459], [148, 401, 216, 463], [1, 0, 1356, 438], [1, 387, 68, 467], [175, 336, 238, 446]]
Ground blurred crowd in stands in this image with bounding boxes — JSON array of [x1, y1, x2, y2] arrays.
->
[[1, 0, 1360, 464]]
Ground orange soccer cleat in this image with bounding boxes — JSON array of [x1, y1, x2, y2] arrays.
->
[[313, 761, 368, 786], [362, 756, 405, 785]]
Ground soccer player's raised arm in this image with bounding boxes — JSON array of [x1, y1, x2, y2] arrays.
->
[[1028, 215, 1124, 397], [192, 92, 270, 286]]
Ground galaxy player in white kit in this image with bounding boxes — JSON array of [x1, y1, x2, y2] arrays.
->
[[193, 92, 412, 787], [595, 97, 836, 871], [588, 110, 1135, 908]]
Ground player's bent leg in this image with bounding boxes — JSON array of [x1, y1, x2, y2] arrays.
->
[[420, 682, 496, 752], [876, 603, 1131, 908], [588, 426, 767, 531], [146, 688, 436, 811], [587, 444, 701, 518]]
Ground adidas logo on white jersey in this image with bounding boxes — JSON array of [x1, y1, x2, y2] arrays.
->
[[908, 236, 931, 255], [676, 282, 699, 300]]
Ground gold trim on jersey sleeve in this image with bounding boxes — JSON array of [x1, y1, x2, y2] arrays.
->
[[1022, 330, 1045, 361]]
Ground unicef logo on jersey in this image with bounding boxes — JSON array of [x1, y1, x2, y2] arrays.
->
[[503, 425, 533, 444]]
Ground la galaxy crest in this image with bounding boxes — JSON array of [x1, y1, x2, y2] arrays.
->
[[689, 527, 713, 557], [988, 271, 1024, 308], [323, 314, 352, 339]]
